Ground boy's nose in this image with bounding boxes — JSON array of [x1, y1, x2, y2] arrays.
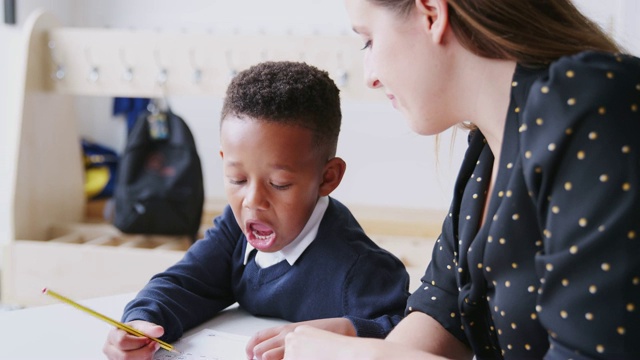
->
[[243, 182, 268, 210]]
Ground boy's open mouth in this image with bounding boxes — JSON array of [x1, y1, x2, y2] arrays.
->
[[247, 222, 276, 251]]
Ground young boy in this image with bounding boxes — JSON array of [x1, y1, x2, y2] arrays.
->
[[103, 61, 409, 359]]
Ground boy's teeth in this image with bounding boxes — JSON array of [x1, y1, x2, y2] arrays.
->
[[252, 230, 274, 240]]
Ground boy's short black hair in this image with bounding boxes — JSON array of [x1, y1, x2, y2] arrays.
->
[[221, 61, 341, 159]]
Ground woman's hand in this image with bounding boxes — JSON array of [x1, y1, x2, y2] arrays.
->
[[282, 313, 474, 360], [283, 325, 436, 360], [103, 320, 164, 360], [246, 317, 356, 360]]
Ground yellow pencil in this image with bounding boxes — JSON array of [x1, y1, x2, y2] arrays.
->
[[42, 288, 180, 354]]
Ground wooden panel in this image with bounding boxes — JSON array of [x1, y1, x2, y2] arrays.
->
[[45, 28, 383, 101], [2, 222, 190, 307], [13, 9, 84, 241]]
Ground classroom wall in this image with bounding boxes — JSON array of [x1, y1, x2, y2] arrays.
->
[[1, 0, 638, 269]]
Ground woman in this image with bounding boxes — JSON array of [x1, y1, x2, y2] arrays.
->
[[283, 0, 640, 359]]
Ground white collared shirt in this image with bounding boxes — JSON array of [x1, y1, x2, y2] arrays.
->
[[243, 196, 329, 268]]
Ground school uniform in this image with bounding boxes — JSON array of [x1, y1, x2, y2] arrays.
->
[[122, 196, 410, 342]]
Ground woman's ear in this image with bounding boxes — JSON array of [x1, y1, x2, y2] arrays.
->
[[219, 150, 224, 159], [319, 157, 347, 197], [415, 0, 449, 44]]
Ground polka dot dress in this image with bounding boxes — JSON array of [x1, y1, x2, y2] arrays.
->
[[406, 51, 640, 359]]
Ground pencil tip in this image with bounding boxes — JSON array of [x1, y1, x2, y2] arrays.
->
[[42, 287, 48, 294]]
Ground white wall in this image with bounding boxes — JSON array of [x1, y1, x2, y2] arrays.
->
[[573, 0, 640, 54], [616, 0, 640, 55], [1, 0, 638, 259]]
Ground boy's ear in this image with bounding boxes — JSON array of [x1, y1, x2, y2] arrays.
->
[[219, 150, 224, 158], [319, 157, 346, 197], [415, 0, 448, 44]]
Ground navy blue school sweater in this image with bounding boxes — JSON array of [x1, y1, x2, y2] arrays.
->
[[121, 197, 410, 342]]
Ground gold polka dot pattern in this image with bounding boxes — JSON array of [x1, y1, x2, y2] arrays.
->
[[405, 51, 640, 359]]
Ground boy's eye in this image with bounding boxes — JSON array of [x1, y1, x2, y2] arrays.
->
[[271, 183, 291, 190], [360, 40, 372, 50], [228, 178, 246, 185]]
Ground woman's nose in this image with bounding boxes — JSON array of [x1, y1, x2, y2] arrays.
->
[[367, 77, 382, 89], [364, 58, 381, 89]]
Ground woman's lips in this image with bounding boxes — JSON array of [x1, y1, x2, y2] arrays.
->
[[386, 93, 397, 109]]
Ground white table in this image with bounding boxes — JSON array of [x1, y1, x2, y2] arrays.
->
[[0, 292, 288, 359]]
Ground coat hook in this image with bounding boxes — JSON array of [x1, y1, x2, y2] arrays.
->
[[334, 50, 349, 88], [225, 50, 237, 81], [48, 41, 66, 81], [190, 49, 203, 85], [154, 49, 168, 87], [48, 41, 66, 80], [84, 47, 100, 83], [152, 49, 171, 110], [119, 49, 134, 82]]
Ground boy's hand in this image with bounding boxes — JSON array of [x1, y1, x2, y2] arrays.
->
[[246, 317, 356, 360], [103, 320, 164, 360]]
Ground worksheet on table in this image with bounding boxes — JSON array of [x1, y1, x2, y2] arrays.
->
[[154, 329, 250, 360]]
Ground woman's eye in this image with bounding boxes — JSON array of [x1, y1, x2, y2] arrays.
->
[[271, 183, 291, 190], [360, 40, 372, 50]]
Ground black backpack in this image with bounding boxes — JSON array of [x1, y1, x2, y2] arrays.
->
[[113, 108, 204, 240]]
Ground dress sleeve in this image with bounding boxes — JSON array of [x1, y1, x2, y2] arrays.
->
[[342, 250, 411, 338], [405, 213, 468, 345], [519, 52, 640, 359], [121, 206, 241, 342]]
